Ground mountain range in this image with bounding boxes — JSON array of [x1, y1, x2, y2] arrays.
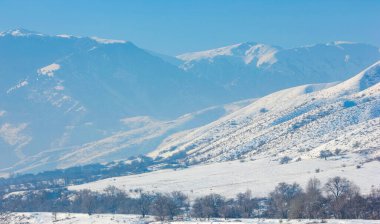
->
[[0, 28, 379, 175]]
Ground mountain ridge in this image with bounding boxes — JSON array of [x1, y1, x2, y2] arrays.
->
[[1, 28, 379, 174]]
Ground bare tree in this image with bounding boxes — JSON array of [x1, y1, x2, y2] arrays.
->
[[303, 178, 325, 218], [324, 176, 360, 218], [268, 182, 303, 218], [78, 190, 96, 215], [191, 194, 225, 219], [151, 193, 170, 221], [168, 191, 189, 220], [236, 190, 256, 218], [367, 186, 380, 219], [137, 192, 152, 218]]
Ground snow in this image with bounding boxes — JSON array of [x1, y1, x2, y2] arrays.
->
[[7, 100, 251, 173], [56, 34, 76, 39], [177, 42, 279, 67], [176, 41, 380, 104], [37, 63, 61, 77], [149, 62, 380, 166], [6, 80, 28, 94], [330, 41, 357, 45], [65, 62, 380, 199], [54, 85, 65, 91], [3, 213, 154, 224], [0, 123, 32, 159], [90, 36, 127, 44], [173, 220, 380, 224], [69, 156, 380, 199], [4, 213, 380, 224], [177, 43, 242, 61], [319, 61, 380, 97], [0, 29, 44, 37], [1, 29, 380, 176]]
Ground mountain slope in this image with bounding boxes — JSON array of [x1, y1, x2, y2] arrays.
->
[[0, 99, 253, 175], [70, 62, 380, 198], [151, 61, 380, 165], [177, 41, 380, 99], [0, 29, 228, 171]]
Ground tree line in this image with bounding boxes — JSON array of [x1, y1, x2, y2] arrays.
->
[[1, 176, 379, 221]]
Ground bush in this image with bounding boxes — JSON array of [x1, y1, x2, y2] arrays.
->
[[260, 108, 269, 113], [352, 141, 360, 148], [319, 150, 333, 160], [279, 156, 292, 164], [343, 100, 357, 108]]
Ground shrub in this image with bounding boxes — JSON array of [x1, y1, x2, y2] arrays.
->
[[343, 100, 357, 108], [260, 108, 269, 113], [279, 156, 292, 164], [319, 150, 333, 160]]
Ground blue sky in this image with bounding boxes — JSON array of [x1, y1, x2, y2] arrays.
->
[[0, 0, 379, 55]]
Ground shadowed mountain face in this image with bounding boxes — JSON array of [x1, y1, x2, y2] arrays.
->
[[0, 29, 228, 170], [0, 29, 379, 174]]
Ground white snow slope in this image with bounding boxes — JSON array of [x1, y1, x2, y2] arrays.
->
[[69, 62, 380, 198], [152, 61, 380, 165], [4, 213, 380, 224]]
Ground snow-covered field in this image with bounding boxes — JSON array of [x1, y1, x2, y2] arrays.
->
[[69, 155, 380, 198], [1, 213, 154, 224], [2, 213, 380, 224]]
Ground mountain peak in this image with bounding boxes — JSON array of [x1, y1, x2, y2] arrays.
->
[[0, 28, 44, 37], [329, 40, 358, 46], [319, 60, 380, 97], [177, 41, 278, 66]]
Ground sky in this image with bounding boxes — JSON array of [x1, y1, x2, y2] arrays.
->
[[0, 0, 379, 55]]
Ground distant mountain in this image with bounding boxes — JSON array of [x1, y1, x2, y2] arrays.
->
[[177, 41, 380, 99], [0, 29, 228, 171], [151, 61, 380, 165], [1, 29, 379, 174]]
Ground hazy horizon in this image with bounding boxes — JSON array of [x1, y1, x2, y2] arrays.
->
[[0, 0, 379, 55]]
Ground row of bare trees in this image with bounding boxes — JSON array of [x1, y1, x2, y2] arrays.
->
[[191, 177, 380, 220], [1, 176, 379, 221]]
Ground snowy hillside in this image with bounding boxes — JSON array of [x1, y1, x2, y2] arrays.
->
[[2, 99, 253, 174], [1, 213, 155, 224], [3, 213, 380, 224], [69, 62, 380, 198], [69, 155, 380, 199], [151, 61, 380, 165]]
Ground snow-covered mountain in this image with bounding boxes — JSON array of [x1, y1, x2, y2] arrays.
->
[[70, 62, 380, 198], [2, 99, 253, 174], [0, 29, 229, 172], [151, 61, 380, 165], [1, 28, 379, 174], [178, 41, 380, 99]]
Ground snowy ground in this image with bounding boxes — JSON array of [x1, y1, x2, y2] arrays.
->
[[1, 212, 154, 224], [2, 213, 380, 224], [69, 155, 380, 199]]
